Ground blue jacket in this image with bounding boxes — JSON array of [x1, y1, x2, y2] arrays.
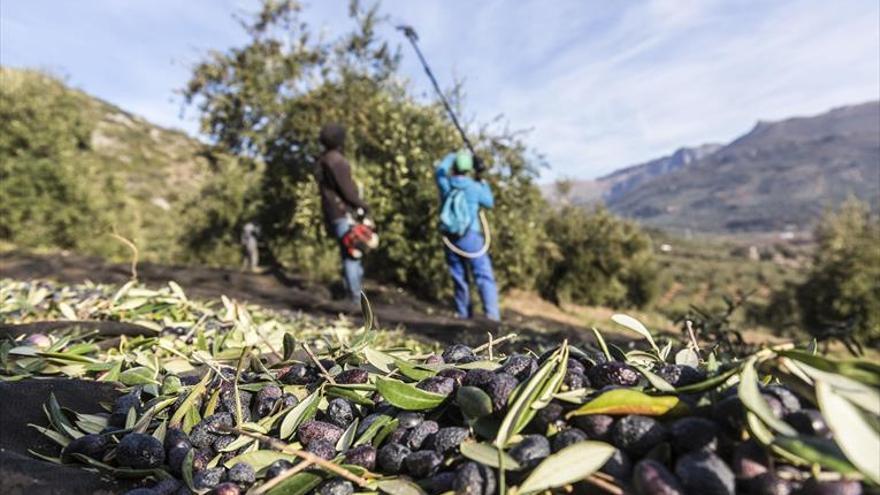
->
[[435, 153, 494, 234]]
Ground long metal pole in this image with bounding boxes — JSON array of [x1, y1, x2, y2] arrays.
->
[[398, 26, 477, 157]]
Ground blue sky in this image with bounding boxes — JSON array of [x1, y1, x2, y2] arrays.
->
[[2, 0, 878, 181]]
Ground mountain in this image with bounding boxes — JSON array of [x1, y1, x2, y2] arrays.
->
[[553, 102, 880, 233], [547, 144, 723, 205], [1, 67, 217, 260]]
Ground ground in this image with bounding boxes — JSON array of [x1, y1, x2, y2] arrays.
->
[[0, 249, 660, 350]]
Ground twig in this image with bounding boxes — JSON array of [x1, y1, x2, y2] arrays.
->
[[109, 229, 139, 281], [473, 332, 517, 354], [223, 427, 368, 487], [302, 343, 335, 384], [233, 347, 250, 426], [487, 332, 494, 360], [584, 474, 624, 495], [685, 320, 700, 356]]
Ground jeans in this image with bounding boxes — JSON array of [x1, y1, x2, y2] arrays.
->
[[333, 218, 364, 304], [445, 230, 500, 321]]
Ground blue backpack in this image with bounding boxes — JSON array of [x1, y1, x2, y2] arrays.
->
[[440, 187, 472, 237]]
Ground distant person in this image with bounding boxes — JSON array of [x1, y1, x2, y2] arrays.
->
[[435, 151, 500, 321], [240, 221, 261, 272], [315, 123, 371, 305]]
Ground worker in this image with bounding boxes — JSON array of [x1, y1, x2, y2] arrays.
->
[[435, 151, 500, 321]]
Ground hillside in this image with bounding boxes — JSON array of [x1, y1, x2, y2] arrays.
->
[[550, 102, 880, 233], [0, 67, 216, 261]]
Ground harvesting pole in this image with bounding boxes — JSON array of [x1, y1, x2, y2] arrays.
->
[[397, 25, 480, 168]]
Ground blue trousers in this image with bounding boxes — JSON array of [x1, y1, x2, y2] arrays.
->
[[445, 230, 500, 321], [333, 218, 364, 304]]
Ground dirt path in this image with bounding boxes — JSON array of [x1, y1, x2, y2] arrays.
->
[[0, 249, 603, 349]]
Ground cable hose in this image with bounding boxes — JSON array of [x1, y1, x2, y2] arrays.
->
[[442, 210, 491, 259]]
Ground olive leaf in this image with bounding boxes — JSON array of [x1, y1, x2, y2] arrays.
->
[[28, 423, 71, 447], [279, 388, 321, 439], [611, 314, 660, 355], [517, 441, 616, 494], [375, 377, 447, 411], [181, 448, 195, 490], [780, 349, 880, 387], [633, 365, 676, 393], [392, 357, 437, 381], [738, 359, 797, 436], [773, 435, 859, 476], [675, 348, 700, 368], [363, 348, 396, 374], [265, 472, 325, 495], [170, 371, 211, 429], [590, 328, 612, 362], [223, 449, 298, 470], [373, 418, 400, 447], [456, 386, 493, 420], [327, 386, 375, 406], [460, 442, 521, 470], [282, 333, 296, 361], [496, 344, 567, 447], [355, 414, 393, 446], [46, 393, 82, 439], [567, 389, 682, 417], [360, 291, 374, 331], [336, 418, 359, 451], [674, 365, 740, 394], [816, 380, 880, 484], [375, 479, 427, 495]]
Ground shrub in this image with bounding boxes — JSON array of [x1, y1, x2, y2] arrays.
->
[[537, 205, 657, 308], [795, 198, 880, 345]]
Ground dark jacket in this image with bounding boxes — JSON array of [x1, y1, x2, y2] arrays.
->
[[316, 149, 368, 231]]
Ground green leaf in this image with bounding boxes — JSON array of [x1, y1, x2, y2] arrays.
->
[[611, 314, 660, 354], [567, 389, 683, 417], [280, 388, 321, 439], [355, 414, 392, 446], [456, 360, 502, 370], [591, 328, 612, 362], [456, 386, 493, 420], [170, 372, 211, 429], [223, 449, 298, 470], [517, 441, 616, 494], [28, 423, 71, 447], [326, 386, 375, 406], [780, 350, 880, 387], [282, 333, 296, 361], [460, 442, 521, 470], [363, 348, 395, 373], [773, 436, 859, 475], [634, 365, 675, 393], [182, 448, 195, 490], [266, 472, 324, 495], [816, 380, 880, 483], [376, 479, 427, 495], [373, 418, 400, 447], [739, 359, 797, 436], [787, 358, 880, 414], [675, 348, 700, 367], [336, 418, 359, 451], [674, 365, 740, 394], [360, 292, 374, 331], [393, 357, 437, 381], [46, 393, 82, 439], [496, 344, 567, 447], [375, 377, 447, 411]]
